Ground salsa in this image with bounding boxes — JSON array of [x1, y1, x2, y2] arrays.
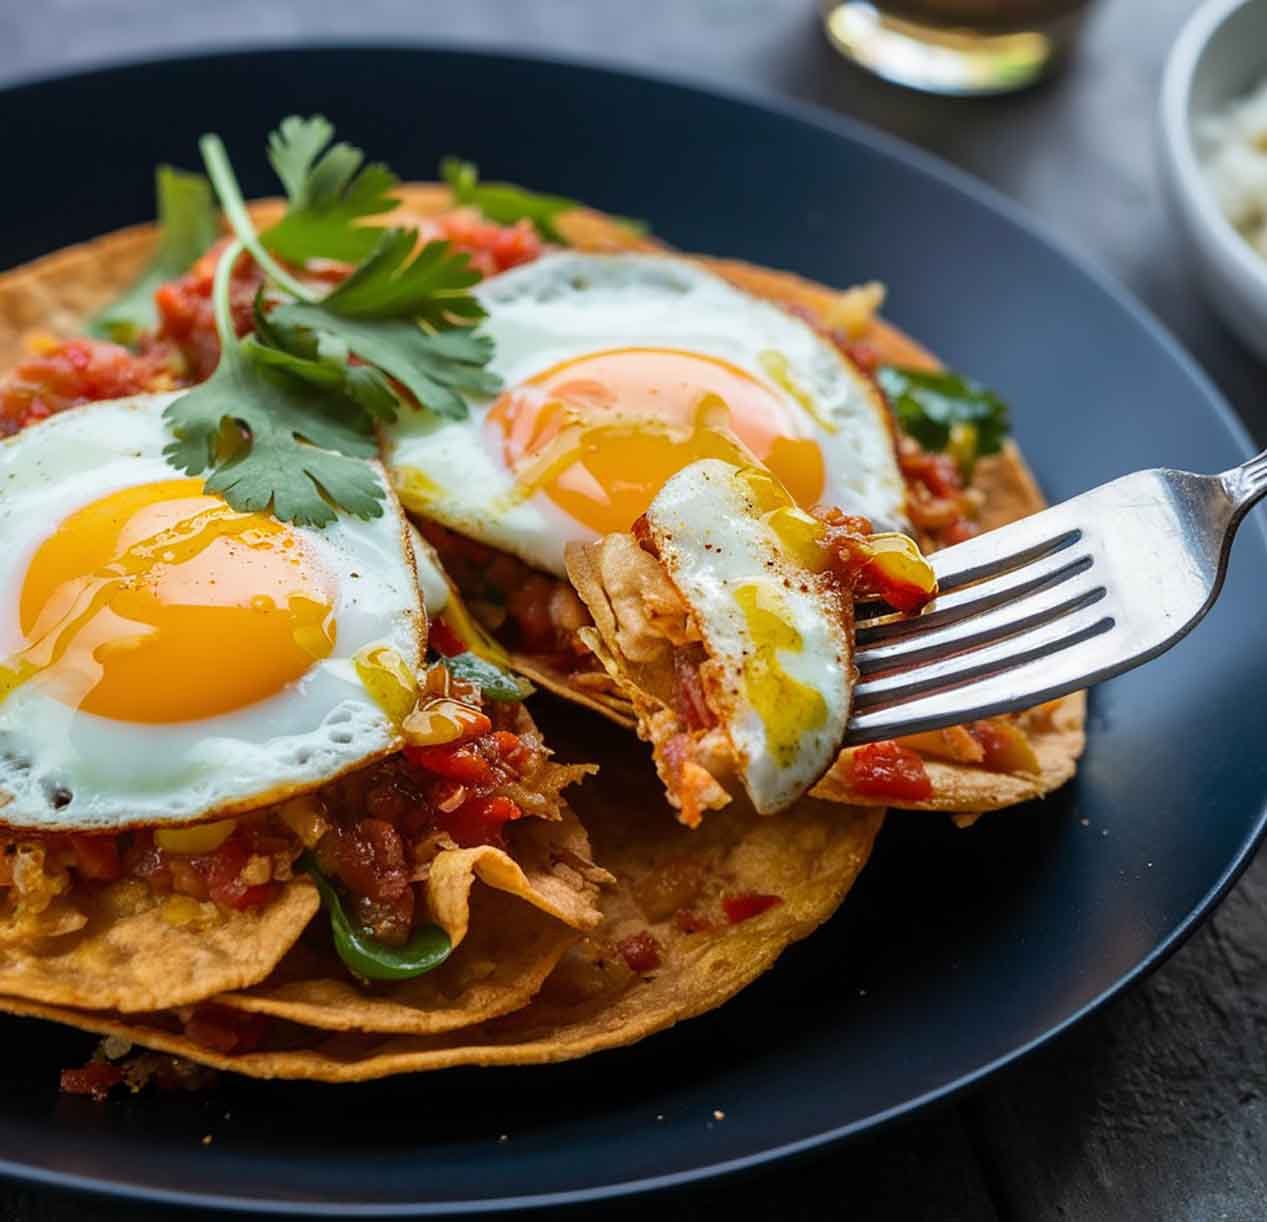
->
[[848, 740, 933, 801]]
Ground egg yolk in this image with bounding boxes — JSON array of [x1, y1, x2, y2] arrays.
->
[[733, 581, 827, 767], [4, 479, 336, 723], [487, 347, 826, 536]]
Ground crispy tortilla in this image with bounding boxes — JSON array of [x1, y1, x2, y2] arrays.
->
[[0, 876, 317, 1013], [570, 440, 1085, 819], [0, 708, 882, 1079]]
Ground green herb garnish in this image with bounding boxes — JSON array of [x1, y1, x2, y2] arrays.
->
[[877, 365, 1011, 477], [163, 240, 386, 527], [261, 115, 401, 264], [441, 157, 580, 242], [88, 166, 219, 346], [301, 855, 451, 982], [441, 650, 534, 701], [163, 118, 500, 525]]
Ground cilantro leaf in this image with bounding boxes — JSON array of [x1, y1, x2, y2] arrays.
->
[[88, 166, 219, 346], [877, 365, 1011, 473], [315, 228, 484, 324], [440, 651, 534, 701], [272, 302, 499, 420], [261, 115, 400, 264], [441, 157, 579, 242], [163, 240, 385, 527]]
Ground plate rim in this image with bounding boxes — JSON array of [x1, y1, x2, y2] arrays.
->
[[2, 38, 1265, 1216]]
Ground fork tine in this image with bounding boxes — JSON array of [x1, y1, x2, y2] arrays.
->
[[856, 548, 1095, 646], [930, 523, 1083, 592], [852, 602, 1114, 708], [856, 578, 1107, 674], [847, 633, 1100, 742]]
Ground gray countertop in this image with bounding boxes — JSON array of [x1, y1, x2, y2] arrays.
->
[[3, 2, 1266, 1219]]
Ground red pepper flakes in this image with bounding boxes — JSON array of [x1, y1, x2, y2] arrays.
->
[[722, 893, 783, 924], [615, 931, 663, 974], [848, 740, 933, 802], [60, 1061, 125, 1101]]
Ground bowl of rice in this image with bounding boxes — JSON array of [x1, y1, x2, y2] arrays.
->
[[1161, 0, 1267, 362]]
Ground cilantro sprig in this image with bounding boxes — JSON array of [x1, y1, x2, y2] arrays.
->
[[877, 365, 1011, 477], [89, 166, 219, 346], [440, 158, 647, 242], [162, 117, 501, 527], [163, 240, 385, 527], [262, 116, 401, 264]]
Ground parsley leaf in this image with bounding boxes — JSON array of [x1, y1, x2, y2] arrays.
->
[[163, 241, 386, 527], [441, 157, 580, 242], [440, 651, 534, 701], [88, 166, 218, 346], [877, 365, 1011, 475], [261, 115, 400, 264]]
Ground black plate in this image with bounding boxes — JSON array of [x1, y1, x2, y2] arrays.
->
[[2, 45, 1266, 1216]]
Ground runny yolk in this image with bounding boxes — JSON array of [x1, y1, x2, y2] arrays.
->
[[486, 346, 826, 536], [3, 478, 337, 723], [733, 582, 826, 767]]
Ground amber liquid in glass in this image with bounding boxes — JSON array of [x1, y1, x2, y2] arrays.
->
[[821, 0, 1096, 95]]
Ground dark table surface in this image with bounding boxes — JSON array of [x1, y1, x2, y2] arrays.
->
[[3, 1, 1265, 1219]]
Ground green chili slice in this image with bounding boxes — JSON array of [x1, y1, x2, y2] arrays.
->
[[440, 650, 534, 701], [300, 855, 451, 982]]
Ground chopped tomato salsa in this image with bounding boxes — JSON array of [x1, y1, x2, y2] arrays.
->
[[722, 893, 783, 924], [848, 741, 933, 801], [427, 617, 468, 658], [153, 241, 267, 382], [0, 337, 174, 437], [421, 520, 597, 672], [616, 930, 663, 974]]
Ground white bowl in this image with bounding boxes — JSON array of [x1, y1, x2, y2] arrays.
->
[[1160, 0, 1267, 362]]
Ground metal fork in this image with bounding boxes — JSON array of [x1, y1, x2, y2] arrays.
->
[[846, 452, 1267, 743]]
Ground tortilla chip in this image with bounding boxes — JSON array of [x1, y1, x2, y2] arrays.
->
[[508, 652, 636, 729], [0, 877, 317, 1013], [0, 711, 882, 1079], [214, 891, 576, 1035]]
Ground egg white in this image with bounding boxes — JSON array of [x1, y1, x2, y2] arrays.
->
[[384, 252, 906, 577], [0, 394, 423, 831], [645, 459, 852, 814]]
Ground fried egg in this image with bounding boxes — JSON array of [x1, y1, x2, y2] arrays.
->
[[385, 252, 905, 577], [645, 459, 852, 814], [0, 394, 423, 831]]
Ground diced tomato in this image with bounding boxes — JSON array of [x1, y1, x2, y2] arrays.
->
[[615, 931, 663, 974], [437, 794, 523, 848], [434, 210, 544, 275], [189, 832, 277, 911], [406, 743, 494, 785], [182, 1006, 269, 1055], [69, 835, 122, 882], [59, 1061, 124, 1101], [722, 893, 783, 924], [428, 617, 467, 657], [848, 741, 933, 801]]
